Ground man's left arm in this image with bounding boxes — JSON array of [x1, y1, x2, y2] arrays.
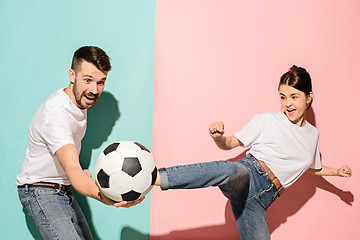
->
[[56, 143, 143, 208]]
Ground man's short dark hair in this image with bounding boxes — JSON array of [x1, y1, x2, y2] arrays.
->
[[71, 46, 112, 73]]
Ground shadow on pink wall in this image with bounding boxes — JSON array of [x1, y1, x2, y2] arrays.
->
[[267, 107, 353, 231], [121, 173, 353, 240], [121, 109, 354, 240]]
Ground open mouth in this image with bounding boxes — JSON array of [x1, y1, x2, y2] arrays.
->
[[83, 93, 98, 104], [286, 109, 296, 115]]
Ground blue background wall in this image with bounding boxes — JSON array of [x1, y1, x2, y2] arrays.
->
[[0, 1, 155, 239]]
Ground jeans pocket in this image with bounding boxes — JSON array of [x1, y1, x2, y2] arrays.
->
[[250, 159, 266, 175], [36, 188, 59, 197], [254, 185, 276, 210], [18, 188, 32, 204]]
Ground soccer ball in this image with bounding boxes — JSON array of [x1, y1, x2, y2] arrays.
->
[[94, 141, 157, 202]]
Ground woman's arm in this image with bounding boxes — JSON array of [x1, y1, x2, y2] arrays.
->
[[308, 165, 352, 177], [209, 122, 243, 150]]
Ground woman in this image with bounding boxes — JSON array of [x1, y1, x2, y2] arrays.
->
[[155, 65, 352, 240]]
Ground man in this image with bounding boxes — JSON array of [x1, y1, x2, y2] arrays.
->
[[17, 46, 142, 240]]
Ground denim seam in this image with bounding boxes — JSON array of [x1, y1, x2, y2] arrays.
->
[[254, 185, 276, 210], [245, 186, 269, 203], [241, 161, 268, 201], [32, 190, 60, 239], [242, 209, 250, 240], [159, 168, 169, 190]]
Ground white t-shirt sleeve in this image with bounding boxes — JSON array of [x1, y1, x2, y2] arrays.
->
[[42, 123, 75, 155], [234, 114, 262, 148], [310, 140, 322, 169]]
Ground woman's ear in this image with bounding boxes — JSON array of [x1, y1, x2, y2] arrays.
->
[[307, 92, 314, 104]]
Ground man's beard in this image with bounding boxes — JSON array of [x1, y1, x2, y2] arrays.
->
[[73, 83, 99, 109]]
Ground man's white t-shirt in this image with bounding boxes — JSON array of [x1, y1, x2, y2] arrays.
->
[[16, 89, 87, 185], [234, 112, 322, 189]]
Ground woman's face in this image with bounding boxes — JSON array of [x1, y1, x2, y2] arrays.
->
[[279, 84, 313, 127]]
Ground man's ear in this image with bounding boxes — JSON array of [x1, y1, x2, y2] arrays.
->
[[68, 69, 75, 84]]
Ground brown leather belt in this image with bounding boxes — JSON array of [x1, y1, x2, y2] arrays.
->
[[18, 182, 72, 191], [256, 159, 284, 196]]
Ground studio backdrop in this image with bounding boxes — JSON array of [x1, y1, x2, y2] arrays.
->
[[1, 0, 358, 239]]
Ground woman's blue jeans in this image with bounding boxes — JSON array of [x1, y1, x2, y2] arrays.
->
[[159, 156, 282, 240], [18, 185, 93, 240]]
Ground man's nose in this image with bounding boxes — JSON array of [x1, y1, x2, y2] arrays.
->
[[89, 83, 99, 94]]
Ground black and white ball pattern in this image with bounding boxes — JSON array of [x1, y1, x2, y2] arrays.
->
[[95, 141, 157, 202]]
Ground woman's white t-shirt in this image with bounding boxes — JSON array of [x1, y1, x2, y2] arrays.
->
[[234, 112, 322, 189]]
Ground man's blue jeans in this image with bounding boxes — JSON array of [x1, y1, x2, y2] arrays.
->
[[159, 156, 281, 240], [18, 185, 93, 240]]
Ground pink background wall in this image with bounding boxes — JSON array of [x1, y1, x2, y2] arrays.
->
[[151, 0, 359, 239]]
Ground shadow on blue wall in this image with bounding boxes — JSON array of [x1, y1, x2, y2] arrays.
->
[[77, 91, 121, 240]]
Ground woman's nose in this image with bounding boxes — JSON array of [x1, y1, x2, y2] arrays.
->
[[285, 99, 292, 107]]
